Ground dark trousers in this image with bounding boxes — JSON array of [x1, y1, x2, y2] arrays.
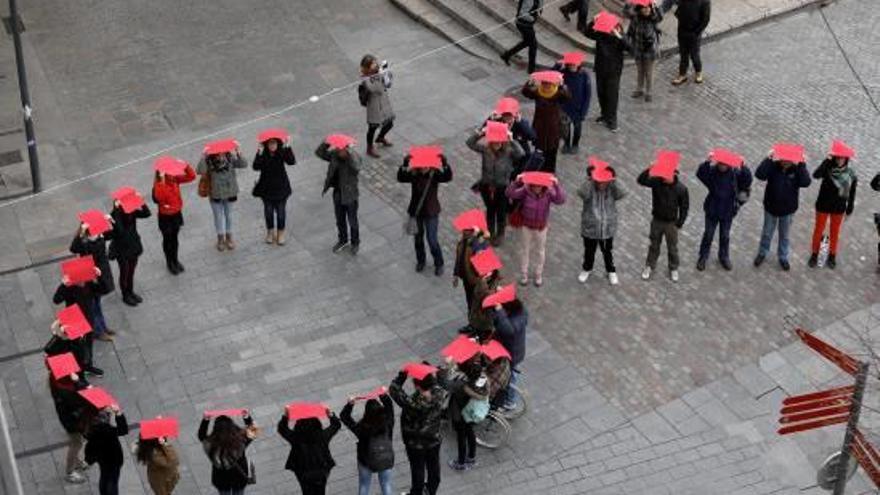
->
[[596, 70, 622, 126], [90, 296, 107, 334], [582, 237, 615, 273], [646, 219, 680, 270], [539, 146, 559, 173], [367, 119, 394, 148], [678, 33, 703, 75], [415, 215, 444, 267], [82, 334, 94, 368], [480, 186, 508, 239], [158, 213, 182, 268], [333, 195, 360, 245], [262, 198, 288, 230], [117, 258, 139, 296], [98, 462, 121, 495], [463, 281, 475, 312], [405, 445, 441, 495], [295, 470, 330, 495], [699, 214, 733, 261], [454, 421, 476, 464], [504, 22, 538, 73], [563, 120, 583, 148], [561, 0, 589, 30]]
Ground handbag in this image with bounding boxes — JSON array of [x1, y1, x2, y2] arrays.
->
[[197, 170, 211, 198], [403, 171, 434, 236]]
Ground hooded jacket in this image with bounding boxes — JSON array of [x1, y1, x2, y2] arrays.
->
[[696, 161, 753, 220], [754, 158, 811, 216], [578, 177, 627, 239], [506, 180, 566, 230]]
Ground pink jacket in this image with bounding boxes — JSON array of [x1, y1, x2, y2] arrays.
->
[[506, 181, 566, 230]]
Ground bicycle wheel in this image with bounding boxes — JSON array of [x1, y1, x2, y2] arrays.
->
[[474, 411, 511, 449], [498, 383, 528, 420]]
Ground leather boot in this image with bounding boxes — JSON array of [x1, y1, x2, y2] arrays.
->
[[276, 230, 286, 245], [367, 146, 380, 158], [225, 233, 236, 250], [216, 235, 226, 252], [265, 229, 275, 244]]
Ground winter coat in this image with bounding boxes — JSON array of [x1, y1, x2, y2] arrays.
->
[[362, 72, 395, 125], [492, 307, 528, 367], [146, 444, 180, 495], [397, 157, 453, 217], [107, 205, 151, 261], [511, 119, 537, 157], [53, 283, 98, 323], [252, 146, 296, 201], [515, 0, 542, 25], [662, 0, 711, 36], [813, 159, 857, 215], [340, 395, 395, 469], [49, 378, 88, 434], [754, 158, 811, 216], [522, 83, 571, 152], [555, 66, 592, 122], [84, 413, 128, 468], [277, 414, 341, 475], [317, 142, 361, 206], [578, 178, 627, 239], [696, 161, 753, 220], [637, 170, 690, 226], [152, 166, 196, 216], [70, 235, 115, 295], [584, 22, 631, 75], [196, 153, 248, 201], [198, 417, 254, 490], [625, 5, 663, 60], [453, 234, 488, 288], [872, 173, 880, 192], [466, 131, 525, 188], [389, 370, 449, 450], [506, 181, 567, 230]]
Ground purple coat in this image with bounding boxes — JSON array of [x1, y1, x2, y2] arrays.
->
[[506, 181, 566, 229]]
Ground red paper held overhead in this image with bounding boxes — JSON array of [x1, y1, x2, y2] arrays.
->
[[629, 0, 653, 6], [520, 171, 556, 187], [355, 386, 387, 401], [481, 340, 512, 361], [204, 408, 247, 418], [402, 362, 437, 380], [111, 186, 137, 201], [204, 139, 239, 156], [140, 417, 180, 440], [829, 139, 854, 159], [79, 386, 117, 409], [710, 148, 744, 168], [115, 190, 145, 214], [531, 70, 563, 85], [326, 134, 356, 150], [286, 402, 328, 421], [560, 51, 586, 66], [588, 156, 609, 170], [592, 167, 615, 183], [772, 143, 805, 163], [442, 336, 481, 364], [153, 156, 190, 177], [485, 121, 510, 143], [78, 210, 112, 236], [408, 146, 443, 169], [494, 97, 520, 116], [258, 128, 290, 144], [57, 304, 93, 339], [649, 150, 681, 181], [61, 257, 98, 285], [452, 209, 489, 233], [482, 284, 516, 308], [470, 247, 502, 277], [46, 353, 80, 379], [593, 11, 621, 33]]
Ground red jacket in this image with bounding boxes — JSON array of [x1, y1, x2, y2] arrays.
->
[[152, 166, 196, 216]]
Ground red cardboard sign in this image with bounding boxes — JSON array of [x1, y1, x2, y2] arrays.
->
[[409, 146, 443, 169], [204, 139, 239, 156], [494, 97, 520, 116], [560, 51, 586, 66], [453, 209, 489, 233], [710, 148, 744, 168], [442, 336, 482, 364], [154, 156, 190, 177], [78, 210, 112, 236], [772, 143, 805, 163], [402, 362, 437, 380], [111, 186, 137, 201], [60, 257, 98, 285], [470, 247, 502, 277], [204, 409, 247, 418], [485, 121, 510, 143], [521, 171, 555, 187], [592, 167, 615, 183], [79, 386, 116, 409], [140, 417, 180, 440], [481, 340, 512, 361], [116, 191, 145, 214], [829, 139, 854, 159], [355, 386, 388, 401], [258, 128, 290, 144], [286, 402, 328, 421], [593, 11, 621, 33], [46, 353, 81, 379], [57, 304, 93, 339], [531, 70, 564, 85], [326, 134, 356, 150], [482, 284, 516, 308], [649, 150, 681, 181]]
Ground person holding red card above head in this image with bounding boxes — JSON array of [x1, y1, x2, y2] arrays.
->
[[808, 140, 857, 269], [452, 210, 491, 310], [624, 0, 663, 102], [47, 354, 90, 484], [553, 53, 591, 155], [341, 388, 396, 495], [696, 149, 753, 272], [277, 404, 341, 495], [662, 0, 712, 85], [253, 130, 296, 246], [397, 147, 453, 275], [152, 156, 197, 275], [359, 54, 395, 158], [638, 150, 690, 282], [135, 418, 181, 495], [389, 363, 450, 495], [83, 402, 128, 495], [506, 172, 566, 287], [583, 12, 631, 132], [466, 121, 525, 245], [199, 409, 258, 494], [70, 211, 116, 341], [754, 144, 811, 271], [317, 134, 362, 255], [197, 139, 248, 252], [107, 187, 151, 306], [466, 248, 504, 338], [522, 71, 570, 173], [578, 158, 627, 285], [487, 97, 537, 170], [53, 259, 103, 376], [488, 291, 528, 410]]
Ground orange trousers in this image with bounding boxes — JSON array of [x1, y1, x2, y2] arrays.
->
[[811, 212, 844, 255]]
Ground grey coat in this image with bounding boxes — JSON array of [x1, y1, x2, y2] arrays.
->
[[362, 73, 395, 125], [578, 179, 626, 239], [466, 131, 525, 188], [197, 154, 248, 201], [316, 142, 361, 206]]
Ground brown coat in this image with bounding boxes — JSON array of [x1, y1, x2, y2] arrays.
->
[[522, 84, 571, 152], [147, 445, 180, 495]]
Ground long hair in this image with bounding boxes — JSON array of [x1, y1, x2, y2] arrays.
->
[[359, 399, 387, 436], [136, 438, 161, 465], [204, 416, 246, 468], [292, 418, 323, 444]]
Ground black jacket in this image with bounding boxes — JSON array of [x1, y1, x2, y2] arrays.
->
[[813, 159, 857, 215], [396, 157, 453, 217], [84, 413, 129, 468], [49, 378, 88, 433], [663, 0, 711, 36], [637, 170, 690, 226], [198, 416, 254, 490], [70, 235, 115, 295], [388, 371, 449, 450], [277, 414, 341, 475], [53, 283, 98, 323], [317, 143, 361, 206], [252, 146, 296, 201], [754, 159, 811, 216], [108, 205, 151, 261], [583, 22, 631, 75], [340, 395, 395, 468]]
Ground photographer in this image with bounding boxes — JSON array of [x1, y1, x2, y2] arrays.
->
[[359, 55, 395, 158]]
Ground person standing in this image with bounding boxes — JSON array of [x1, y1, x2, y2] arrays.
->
[[197, 140, 248, 251], [584, 13, 630, 132], [578, 160, 627, 285], [501, 0, 543, 74], [555, 53, 591, 155], [487, 97, 538, 173], [662, 0, 711, 85], [625, 0, 663, 102], [506, 173, 566, 287], [397, 150, 453, 275], [638, 152, 690, 282], [84, 405, 129, 495], [198, 412, 257, 495], [278, 407, 341, 495], [452, 211, 491, 310], [808, 141, 857, 269], [466, 122, 525, 245], [53, 264, 103, 376], [559, 0, 589, 32], [447, 368, 489, 471], [695, 150, 753, 271], [48, 370, 89, 484], [152, 158, 197, 275], [317, 135, 362, 255], [341, 392, 395, 495], [136, 436, 180, 495], [70, 216, 115, 340], [252, 132, 297, 245], [522, 71, 570, 173], [108, 189, 151, 306], [753, 145, 811, 271], [360, 55, 395, 158], [491, 298, 528, 409]]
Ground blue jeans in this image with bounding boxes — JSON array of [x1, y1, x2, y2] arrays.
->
[[504, 369, 521, 408], [333, 195, 359, 245], [91, 296, 107, 335], [758, 211, 793, 262], [210, 199, 233, 236], [358, 463, 392, 495], [262, 198, 288, 230], [415, 216, 443, 267], [699, 214, 733, 262]]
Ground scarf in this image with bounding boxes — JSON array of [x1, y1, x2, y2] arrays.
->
[[537, 85, 558, 99], [829, 165, 855, 198]]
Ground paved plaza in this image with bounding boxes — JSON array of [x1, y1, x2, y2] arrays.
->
[[1, 0, 879, 493]]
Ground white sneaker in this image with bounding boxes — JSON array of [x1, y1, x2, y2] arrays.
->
[[65, 471, 86, 484], [608, 272, 619, 285], [670, 270, 680, 283], [641, 266, 652, 280], [577, 271, 591, 283]]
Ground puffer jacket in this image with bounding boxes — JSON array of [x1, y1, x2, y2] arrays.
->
[[754, 158, 811, 216], [506, 180, 566, 230], [637, 170, 689, 226], [466, 131, 525, 188], [578, 178, 626, 239], [696, 161, 753, 220], [389, 370, 449, 450], [197, 153, 248, 201]]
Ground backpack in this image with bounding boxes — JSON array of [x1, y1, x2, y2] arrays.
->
[[365, 432, 394, 472], [357, 82, 369, 107]]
